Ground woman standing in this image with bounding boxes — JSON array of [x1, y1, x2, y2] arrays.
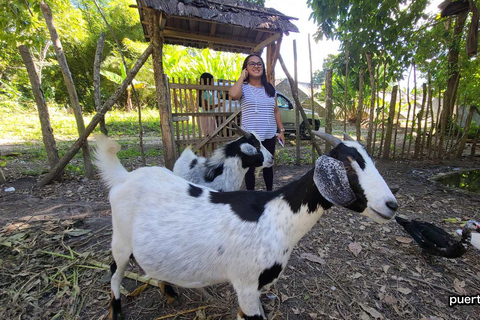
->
[[229, 54, 285, 191]]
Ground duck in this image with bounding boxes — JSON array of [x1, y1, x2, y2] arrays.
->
[[456, 223, 480, 251], [395, 217, 480, 258]]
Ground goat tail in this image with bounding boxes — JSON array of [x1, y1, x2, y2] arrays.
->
[[93, 134, 128, 189]]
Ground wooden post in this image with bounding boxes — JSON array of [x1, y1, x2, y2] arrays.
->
[[293, 40, 300, 165], [393, 83, 402, 159], [414, 83, 427, 158], [36, 45, 153, 187], [266, 37, 282, 85], [356, 69, 364, 141], [401, 65, 413, 158], [378, 60, 387, 158], [455, 106, 476, 158], [433, 87, 443, 158], [278, 54, 322, 156], [151, 12, 176, 169], [382, 85, 398, 159], [93, 32, 108, 135], [365, 52, 375, 154], [343, 41, 349, 132], [40, 1, 94, 179], [407, 60, 417, 157], [19, 45, 62, 182], [308, 35, 315, 164], [325, 69, 333, 152]]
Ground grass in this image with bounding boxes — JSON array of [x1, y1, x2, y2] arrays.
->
[[0, 102, 161, 142], [0, 102, 164, 177]]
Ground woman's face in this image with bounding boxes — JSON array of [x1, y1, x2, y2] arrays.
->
[[246, 56, 264, 79]]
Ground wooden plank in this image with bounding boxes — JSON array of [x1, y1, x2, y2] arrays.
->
[[186, 78, 192, 142], [163, 29, 257, 48], [253, 33, 281, 53]]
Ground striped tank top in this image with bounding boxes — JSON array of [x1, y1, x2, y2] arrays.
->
[[240, 83, 277, 141]]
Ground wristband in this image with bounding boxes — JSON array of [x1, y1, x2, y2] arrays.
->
[[279, 128, 285, 132]]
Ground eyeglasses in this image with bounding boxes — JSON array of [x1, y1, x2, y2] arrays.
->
[[247, 62, 263, 68]]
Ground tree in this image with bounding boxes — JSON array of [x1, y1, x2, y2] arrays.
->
[[312, 69, 325, 86]]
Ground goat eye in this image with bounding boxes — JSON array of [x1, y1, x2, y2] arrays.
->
[[345, 166, 352, 172]]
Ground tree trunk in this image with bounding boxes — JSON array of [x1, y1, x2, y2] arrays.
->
[[366, 52, 375, 154], [40, 1, 94, 179], [93, 31, 108, 135], [18, 45, 62, 182], [36, 45, 153, 187], [439, 12, 468, 157], [356, 69, 364, 141], [325, 69, 333, 152], [151, 12, 176, 170], [382, 85, 398, 159]]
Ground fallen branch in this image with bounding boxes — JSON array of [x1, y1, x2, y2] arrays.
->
[[154, 305, 214, 320], [406, 276, 458, 295], [86, 259, 162, 288]]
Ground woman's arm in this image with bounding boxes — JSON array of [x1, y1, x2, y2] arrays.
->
[[229, 69, 248, 100], [274, 97, 285, 145]]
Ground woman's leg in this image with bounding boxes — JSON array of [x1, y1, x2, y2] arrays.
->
[[262, 137, 276, 191], [245, 166, 256, 190]]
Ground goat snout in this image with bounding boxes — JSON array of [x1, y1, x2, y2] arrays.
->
[[386, 200, 398, 212]]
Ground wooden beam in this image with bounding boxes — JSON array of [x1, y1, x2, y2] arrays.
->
[[253, 33, 281, 53], [152, 12, 176, 169], [209, 22, 217, 36], [208, 22, 217, 48], [163, 29, 256, 48]]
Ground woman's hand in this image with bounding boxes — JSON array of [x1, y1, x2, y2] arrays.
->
[[240, 68, 248, 81], [277, 131, 285, 146]]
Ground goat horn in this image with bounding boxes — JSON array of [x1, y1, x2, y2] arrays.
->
[[343, 132, 355, 141], [230, 122, 251, 138], [313, 131, 342, 148]]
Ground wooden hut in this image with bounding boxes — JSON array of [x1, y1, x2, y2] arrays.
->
[[134, 0, 298, 168]]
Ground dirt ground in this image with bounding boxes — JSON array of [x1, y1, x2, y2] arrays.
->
[[1, 139, 480, 320]]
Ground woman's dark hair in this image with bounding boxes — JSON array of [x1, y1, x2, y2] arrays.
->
[[242, 54, 275, 98], [198, 72, 214, 107]]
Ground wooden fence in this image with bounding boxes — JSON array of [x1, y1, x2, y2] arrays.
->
[[169, 78, 241, 156], [168, 76, 479, 161], [326, 78, 480, 160]]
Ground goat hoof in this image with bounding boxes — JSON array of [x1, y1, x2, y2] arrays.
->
[[108, 292, 123, 320], [160, 282, 179, 304]]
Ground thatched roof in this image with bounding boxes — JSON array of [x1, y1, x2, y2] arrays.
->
[[135, 0, 298, 54]]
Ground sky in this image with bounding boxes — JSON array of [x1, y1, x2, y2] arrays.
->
[[264, 0, 340, 83], [265, 0, 444, 84]]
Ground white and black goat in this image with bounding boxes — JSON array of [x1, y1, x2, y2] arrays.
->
[[94, 132, 398, 320], [173, 123, 274, 191]]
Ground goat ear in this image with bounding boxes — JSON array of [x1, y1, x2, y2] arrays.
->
[[240, 143, 257, 156], [313, 155, 356, 206]]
